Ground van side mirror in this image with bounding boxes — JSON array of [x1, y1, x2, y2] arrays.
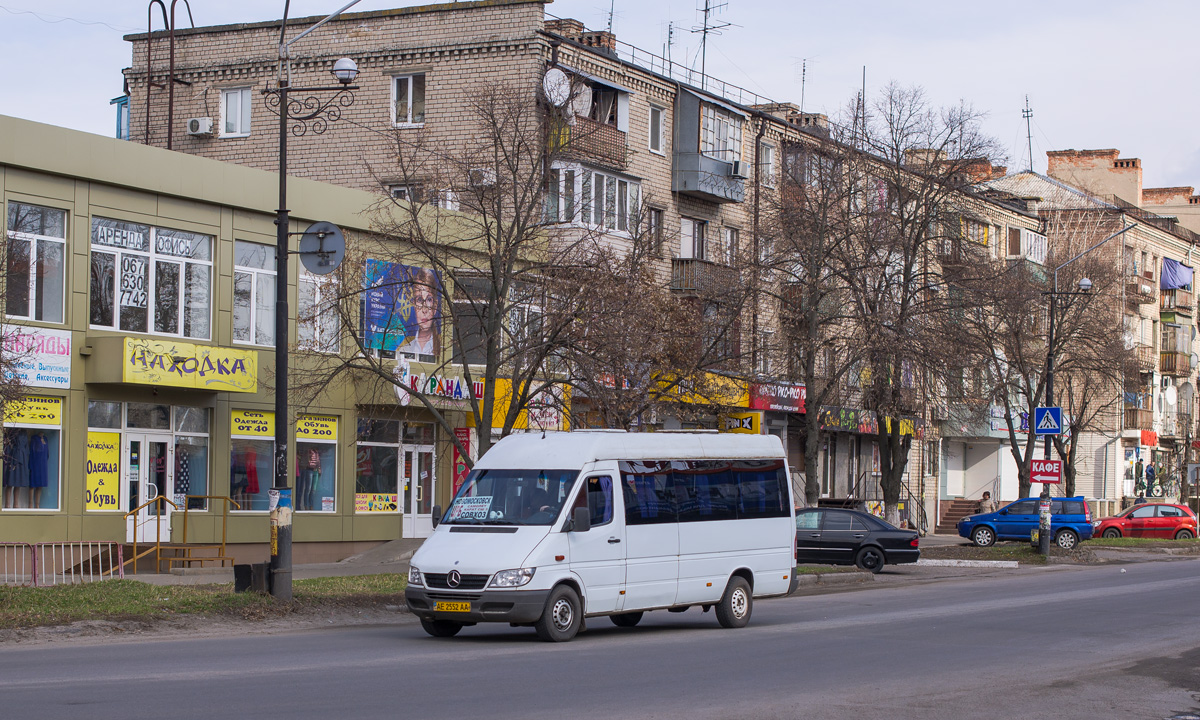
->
[[570, 506, 591, 533], [432, 505, 442, 529]]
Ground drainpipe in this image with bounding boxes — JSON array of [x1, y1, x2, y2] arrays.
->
[[751, 113, 766, 371]]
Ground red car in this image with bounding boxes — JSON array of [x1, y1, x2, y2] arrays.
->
[[1091, 503, 1197, 540]]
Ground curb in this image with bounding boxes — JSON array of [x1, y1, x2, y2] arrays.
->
[[794, 572, 873, 587], [916, 559, 1020, 569]]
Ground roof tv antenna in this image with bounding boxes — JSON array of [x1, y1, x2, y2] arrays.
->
[[1022, 95, 1035, 172], [690, 0, 733, 90]]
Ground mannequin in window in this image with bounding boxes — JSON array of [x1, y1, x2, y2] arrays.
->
[[298, 446, 321, 511], [231, 448, 249, 507], [3, 429, 30, 509], [28, 431, 49, 509]]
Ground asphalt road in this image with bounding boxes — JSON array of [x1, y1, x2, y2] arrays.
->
[[3, 560, 1199, 720]]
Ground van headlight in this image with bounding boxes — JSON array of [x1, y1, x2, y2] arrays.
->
[[408, 566, 423, 587], [489, 568, 535, 588]]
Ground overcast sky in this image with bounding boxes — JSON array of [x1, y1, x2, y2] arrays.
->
[[4, 0, 1199, 189]]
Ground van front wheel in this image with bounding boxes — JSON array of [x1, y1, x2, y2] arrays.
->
[[420, 619, 462, 638], [715, 576, 752, 629], [535, 585, 582, 642], [610, 612, 644, 628]]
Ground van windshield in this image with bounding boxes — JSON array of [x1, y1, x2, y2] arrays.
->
[[444, 469, 579, 526]]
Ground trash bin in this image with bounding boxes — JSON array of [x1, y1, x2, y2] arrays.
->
[[234, 562, 272, 593], [234, 564, 252, 593]]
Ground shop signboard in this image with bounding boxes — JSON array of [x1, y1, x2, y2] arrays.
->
[[85, 431, 121, 511], [231, 410, 274, 437], [123, 337, 257, 393], [4, 396, 62, 426], [2, 327, 71, 389], [657, 372, 749, 407], [296, 414, 338, 441], [720, 411, 762, 434], [749, 381, 805, 413]]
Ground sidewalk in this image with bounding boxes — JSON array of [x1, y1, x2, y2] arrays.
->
[[128, 539, 420, 586]]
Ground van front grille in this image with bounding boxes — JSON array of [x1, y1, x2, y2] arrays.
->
[[424, 573, 490, 590]]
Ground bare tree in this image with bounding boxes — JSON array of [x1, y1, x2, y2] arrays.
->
[[767, 131, 867, 505], [845, 83, 1006, 524]]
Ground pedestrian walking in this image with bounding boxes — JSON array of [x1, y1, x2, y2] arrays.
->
[[977, 491, 997, 514]]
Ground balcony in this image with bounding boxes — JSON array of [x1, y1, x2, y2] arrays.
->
[[1123, 406, 1153, 430], [1133, 344, 1157, 373], [670, 257, 739, 297], [1160, 288, 1195, 316], [1160, 350, 1192, 377], [563, 115, 628, 171], [672, 152, 745, 204], [1126, 276, 1156, 304]]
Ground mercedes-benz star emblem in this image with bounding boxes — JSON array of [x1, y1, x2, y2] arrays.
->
[[447, 570, 461, 588]]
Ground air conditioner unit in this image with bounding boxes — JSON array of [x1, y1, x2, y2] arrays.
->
[[468, 167, 496, 187], [730, 160, 748, 179], [186, 117, 214, 136]]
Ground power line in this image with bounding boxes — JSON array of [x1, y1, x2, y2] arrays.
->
[[0, 4, 139, 32]]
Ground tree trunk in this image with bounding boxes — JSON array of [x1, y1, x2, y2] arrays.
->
[[876, 425, 910, 527], [803, 413, 823, 506]]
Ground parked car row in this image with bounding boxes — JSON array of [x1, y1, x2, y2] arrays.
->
[[957, 497, 1197, 548]]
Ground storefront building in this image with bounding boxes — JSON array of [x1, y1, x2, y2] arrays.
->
[[0, 116, 467, 560]]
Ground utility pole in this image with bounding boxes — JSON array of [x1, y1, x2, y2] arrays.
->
[[1023, 96, 1034, 172]]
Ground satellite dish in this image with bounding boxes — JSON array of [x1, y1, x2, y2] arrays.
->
[[298, 221, 345, 275], [542, 67, 571, 107], [1165, 385, 1178, 406]]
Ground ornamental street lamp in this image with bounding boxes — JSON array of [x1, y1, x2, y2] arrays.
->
[[1040, 222, 1135, 555], [261, 0, 361, 600]]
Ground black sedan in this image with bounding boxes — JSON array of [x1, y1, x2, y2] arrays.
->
[[795, 508, 920, 573]]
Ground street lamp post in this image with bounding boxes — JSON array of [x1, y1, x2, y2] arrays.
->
[[1040, 222, 1135, 555], [261, 2, 361, 600]]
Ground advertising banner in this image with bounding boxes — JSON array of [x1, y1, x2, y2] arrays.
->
[[453, 428, 471, 495], [355, 493, 398, 512], [124, 337, 257, 393], [720, 411, 762, 434], [2, 327, 71, 389], [363, 259, 443, 355], [85, 431, 121, 511]]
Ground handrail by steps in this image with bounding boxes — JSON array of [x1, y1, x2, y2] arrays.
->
[[180, 495, 241, 566], [123, 495, 179, 574]]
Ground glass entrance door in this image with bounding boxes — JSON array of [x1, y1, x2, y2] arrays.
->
[[402, 446, 435, 538], [124, 434, 173, 543]]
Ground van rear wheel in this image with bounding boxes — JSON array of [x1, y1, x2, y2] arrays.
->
[[715, 576, 752, 629], [610, 612, 644, 628], [535, 585, 582, 642]]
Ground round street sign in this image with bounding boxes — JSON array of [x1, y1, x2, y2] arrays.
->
[[298, 221, 345, 275]]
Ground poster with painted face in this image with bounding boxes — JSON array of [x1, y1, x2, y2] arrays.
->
[[363, 259, 443, 357]]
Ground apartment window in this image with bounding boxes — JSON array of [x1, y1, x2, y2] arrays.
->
[[452, 275, 491, 366], [89, 218, 212, 339], [392, 73, 426, 126], [554, 164, 639, 233], [680, 217, 707, 260], [759, 143, 775, 188], [6, 202, 66, 324], [648, 207, 664, 255], [221, 87, 252, 137], [757, 330, 773, 375], [232, 240, 276, 346], [700, 103, 743, 164], [649, 105, 665, 154], [389, 184, 457, 210], [298, 271, 339, 353], [723, 227, 740, 265]]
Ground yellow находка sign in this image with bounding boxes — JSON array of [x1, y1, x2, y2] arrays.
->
[[123, 337, 257, 393]]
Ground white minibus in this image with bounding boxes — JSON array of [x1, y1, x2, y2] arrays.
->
[[404, 431, 798, 641]]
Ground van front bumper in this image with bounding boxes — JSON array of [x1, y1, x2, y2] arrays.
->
[[404, 587, 551, 624]]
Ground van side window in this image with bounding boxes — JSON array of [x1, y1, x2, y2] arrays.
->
[[573, 475, 613, 526], [620, 461, 677, 525], [674, 460, 735, 522], [734, 460, 790, 519]]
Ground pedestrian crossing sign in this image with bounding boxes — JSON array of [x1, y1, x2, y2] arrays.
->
[[1034, 406, 1062, 435]]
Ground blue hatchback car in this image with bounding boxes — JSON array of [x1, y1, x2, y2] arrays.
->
[[957, 497, 1093, 550]]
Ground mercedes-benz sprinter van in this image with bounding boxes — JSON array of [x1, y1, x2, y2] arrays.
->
[[404, 431, 797, 642]]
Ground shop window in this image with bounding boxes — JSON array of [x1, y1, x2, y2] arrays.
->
[[356, 418, 401, 513], [2, 398, 62, 511], [87, 400, 121, 429], [89, 218, 213, 339], [174, 409, 209, 510], [6, 202, 66, 324], [127, 402, 170, 431], [232, 240, 276, 346], [296, 415, 338, 512], [392, 73, 426, 126]]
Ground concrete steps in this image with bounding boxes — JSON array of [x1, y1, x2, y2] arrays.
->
[[936, 499, 981, 534]]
